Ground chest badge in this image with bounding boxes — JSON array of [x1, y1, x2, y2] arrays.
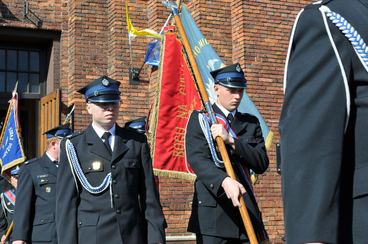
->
[[45, 186, 52, 193], [91, 161, 103, 171]]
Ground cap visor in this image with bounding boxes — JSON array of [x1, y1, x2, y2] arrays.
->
[[88, 94, 121, 103]]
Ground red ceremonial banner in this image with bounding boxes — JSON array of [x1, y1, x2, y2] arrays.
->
[[151, 33, 202, 176]]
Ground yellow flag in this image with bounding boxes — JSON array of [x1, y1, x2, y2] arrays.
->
[[125, 1, 162, 39]]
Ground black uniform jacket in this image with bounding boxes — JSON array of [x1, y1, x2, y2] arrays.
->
[[280, 0, 368, 243], [185, 104, 269, 240], [0, 188, 15, 240], [55, 124, 166, 244], [13, 155, 58, 243]]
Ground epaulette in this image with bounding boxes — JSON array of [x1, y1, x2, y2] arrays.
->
[[122, 127, 147, 142], [24, 157, 39, 165], [321, 0, 333, 4], [306, 0, 332, 9], [237, 112, 260, 124], [65, 131, 82, 139]]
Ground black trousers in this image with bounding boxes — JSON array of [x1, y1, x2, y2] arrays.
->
[[196, 234, 250, 244]]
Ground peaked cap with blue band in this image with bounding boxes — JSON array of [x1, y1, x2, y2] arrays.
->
[[44, 124, 73, 139], [125, 117, 147, 134], [210, 63, 247, 89], [78, 75, 121, 103]]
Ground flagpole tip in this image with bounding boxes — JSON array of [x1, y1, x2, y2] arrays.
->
[[129, 67, 140, 84], [12, 81, 19, 97]]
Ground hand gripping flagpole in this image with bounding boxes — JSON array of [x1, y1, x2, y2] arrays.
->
[[166, 2, 259, 243]]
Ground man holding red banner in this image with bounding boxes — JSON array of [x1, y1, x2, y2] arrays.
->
[[185, 63, 269, 244]]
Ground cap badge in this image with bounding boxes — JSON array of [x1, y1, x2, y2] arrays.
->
[[236, 64, 241, 72], [102, 78, 110, 87]]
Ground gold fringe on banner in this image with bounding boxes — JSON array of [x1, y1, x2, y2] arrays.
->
[[153, 168, 196, 182], [265, 131, 274, 151]]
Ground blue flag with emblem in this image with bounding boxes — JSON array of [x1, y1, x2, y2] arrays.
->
[[144, 40, 161, 67], [0, 88, 26, 174], [180, 4, 273, 149]]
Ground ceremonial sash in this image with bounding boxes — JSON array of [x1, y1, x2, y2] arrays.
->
[[212, 113, 238, 140], [3, 190, 15, 206]]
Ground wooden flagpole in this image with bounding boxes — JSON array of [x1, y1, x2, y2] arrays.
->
[[4, 222, 13, 241]]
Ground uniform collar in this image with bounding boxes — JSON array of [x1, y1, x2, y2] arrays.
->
[[214, 102, 236, 118], [46, 152, 57, 162], [92, 123, 116, 138], [92, 123, 116, 153]]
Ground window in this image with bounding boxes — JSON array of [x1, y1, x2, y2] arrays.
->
[[0, 48, 41, 94], [0, 27, 60, 159]]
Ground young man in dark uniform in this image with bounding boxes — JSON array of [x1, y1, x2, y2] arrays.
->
[[0, 166, 19, 244], [280, 0, 368, 243], [55, 76, 166, 244], [185, 64, 269, 244], [12, 125, 72, 244]]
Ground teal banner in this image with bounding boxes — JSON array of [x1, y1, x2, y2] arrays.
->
[[180, 5, 273, 147]]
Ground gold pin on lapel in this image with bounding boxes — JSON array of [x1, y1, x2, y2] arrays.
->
[[91, 161, 102, 171]]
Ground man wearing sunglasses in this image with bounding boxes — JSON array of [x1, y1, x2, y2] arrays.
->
[[55, 76, 166, 244]]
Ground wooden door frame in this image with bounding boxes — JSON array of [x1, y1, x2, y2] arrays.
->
[[38, 89, 60, 156]]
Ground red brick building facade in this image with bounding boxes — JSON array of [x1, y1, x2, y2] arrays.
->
[[0, 0, 312, 243]]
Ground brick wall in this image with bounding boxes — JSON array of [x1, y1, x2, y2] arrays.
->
[[0, 0, 313, 243]]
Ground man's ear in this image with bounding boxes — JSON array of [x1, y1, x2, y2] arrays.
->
[[50, 140, 57, 147], [86, 103, 92, 115], [214, 84, 220, 96]]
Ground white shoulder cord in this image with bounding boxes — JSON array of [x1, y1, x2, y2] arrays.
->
[[319, 5, 351, 132], [65, 139, 114, 208]]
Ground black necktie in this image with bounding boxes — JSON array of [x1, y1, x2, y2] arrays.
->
[[227, 113, 234, 125], [102, 132, 112, 155]]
